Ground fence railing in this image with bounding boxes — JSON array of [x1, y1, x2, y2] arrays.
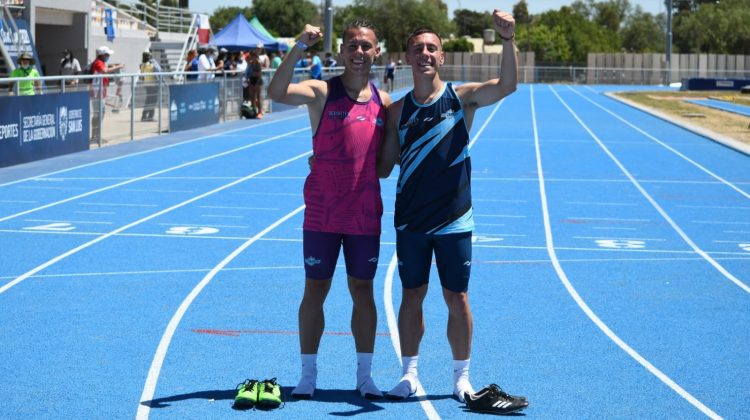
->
[[2, 65, 747, 148]]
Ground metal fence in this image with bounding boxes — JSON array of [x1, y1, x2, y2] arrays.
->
[[2, 65, 747, 149]]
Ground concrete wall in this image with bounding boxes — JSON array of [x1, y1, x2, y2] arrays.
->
[[586, 52, 750, 85]]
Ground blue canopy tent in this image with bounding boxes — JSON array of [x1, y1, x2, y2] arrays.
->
[[213, 13, 288, 52]]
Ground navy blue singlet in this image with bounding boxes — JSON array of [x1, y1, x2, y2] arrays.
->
[[394, 82, 474, 234]]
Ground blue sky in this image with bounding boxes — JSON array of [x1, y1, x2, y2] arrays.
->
[[189, 0, 664, 19]]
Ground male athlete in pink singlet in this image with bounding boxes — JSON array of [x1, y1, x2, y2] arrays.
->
[[268, 19, 391, 400]]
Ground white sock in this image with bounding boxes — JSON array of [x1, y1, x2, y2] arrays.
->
[[292, 353, 317, 398], [356, 353, 383, 398], [452, 359, 475, 403], [387, 355, 419, 399]]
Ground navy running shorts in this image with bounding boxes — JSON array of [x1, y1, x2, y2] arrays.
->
[[303, 230, 380, 280], [396, 230, 472, 293]]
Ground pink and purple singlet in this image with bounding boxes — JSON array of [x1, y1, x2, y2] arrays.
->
[[303, 76, 386, 235]]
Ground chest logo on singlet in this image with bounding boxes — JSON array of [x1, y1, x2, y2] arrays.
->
[[441, 109, 456, 119], [328, 111, 349, 119], [375, 118, 384, 126], [400, 119, 419, 130]]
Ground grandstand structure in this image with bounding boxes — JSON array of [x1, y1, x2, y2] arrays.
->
[[0, 0, 192, 79]]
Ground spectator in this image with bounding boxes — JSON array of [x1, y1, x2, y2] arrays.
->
[[307, 51, 322, 80], [90, 45, 124, 142], [197, 45, 219, 81], [184, 48, 198, 80], [323, 52, 337, 67], [60, 49, 81, 87], [9, 52, 41, 95], [139, 49, 161, 122], [270, 51, 282, 69], [257, 43, 270, 69], [245, 49, 264, 119], [383, 57, 396, 92]]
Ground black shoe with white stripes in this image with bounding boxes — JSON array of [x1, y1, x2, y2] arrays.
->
[[464, 384, 528, 414]]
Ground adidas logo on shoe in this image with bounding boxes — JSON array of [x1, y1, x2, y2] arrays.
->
[[464, 384, 528, 414]]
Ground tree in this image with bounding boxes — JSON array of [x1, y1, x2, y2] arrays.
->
[[443, 37, 474, 52], [335, 0, 454, 52], [453, 9, 493, 38], [537, 6, 620, 64], [672, 0, 750, 54], [620, 6, 665, 53], [592, 0, 631, 32], [209, 7, 253, 33], [512, 1, 530, 25], [252, 0, 322, 37], [524, 24, 571, 63]]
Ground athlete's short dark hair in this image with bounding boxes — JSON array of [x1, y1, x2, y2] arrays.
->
[[406, 27, 442, 51], [343, 18, 379, 43]]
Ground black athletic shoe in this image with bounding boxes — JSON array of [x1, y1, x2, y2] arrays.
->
[[464, 384, 529, 414]]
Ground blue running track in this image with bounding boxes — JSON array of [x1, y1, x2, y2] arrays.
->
[[687, 99, 750, 117], [1, 84, 749, 419]]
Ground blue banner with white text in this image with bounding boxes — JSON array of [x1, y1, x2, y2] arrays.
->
[[0, 92, 90, 168], [169, 82, 221, 132]]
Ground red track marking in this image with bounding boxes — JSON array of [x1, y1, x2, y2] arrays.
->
[[192, 329, 391, 337]]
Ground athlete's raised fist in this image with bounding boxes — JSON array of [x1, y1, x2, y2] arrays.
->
[[299, 24, 323, 47], [493, 9, 515, 40]]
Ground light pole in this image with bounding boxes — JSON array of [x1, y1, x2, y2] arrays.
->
[[324, 0, 333, 54], [665, 0, 673, 85]]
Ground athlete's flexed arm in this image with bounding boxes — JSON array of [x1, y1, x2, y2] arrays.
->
[[268, 24, 329, 129], [455, 9, 518, 109]]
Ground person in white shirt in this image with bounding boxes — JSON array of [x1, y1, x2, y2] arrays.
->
[[197, 45, 218, 81], [60, 48, 81, 87]]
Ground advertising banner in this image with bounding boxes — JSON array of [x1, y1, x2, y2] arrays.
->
[[0, 19, 43, 76], [169, 82, 220, 132], [0, 92, 90, 168]]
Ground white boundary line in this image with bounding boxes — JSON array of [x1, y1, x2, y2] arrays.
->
[[0, 114, 307, 188], [533, 85, 722, 419], [0, 151, 312, 296], [0, 127, 309, 224], [567, 86, 750, 200], [136, 204, 305, 420], [383, 251, 441, 420], [550, 85, 750, 295]]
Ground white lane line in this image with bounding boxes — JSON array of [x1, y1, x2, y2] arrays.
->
[[692, 220, 750, 226], [534, 85, 723, 419], [552, 85, 750, 294], [0, 151, 311, 296], [0, 265, 303, 280], [383, 252, 441, 420], [121, 189, 195, 194], [678, 205, 750, 210], [566, 217, 650, 222], [568, 86, 750, 200], [197, 205, 278, 210], [74, 211, 116, 215], [0, 127, 309, 224], [199, 214, 245, 219], [573, 236, 666, 242], [17, 186, 87, 190], [0, 113, 307, 188], [592, 227, 638, 231], [136, 205, 304, 420], [0, 200, 38, 204], [24, 219, 114, 225], [564, 201, 639, 207], [80, 202, 159, 207]]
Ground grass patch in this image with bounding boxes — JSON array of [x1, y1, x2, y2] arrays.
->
[[615, 90, 750, 145]]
